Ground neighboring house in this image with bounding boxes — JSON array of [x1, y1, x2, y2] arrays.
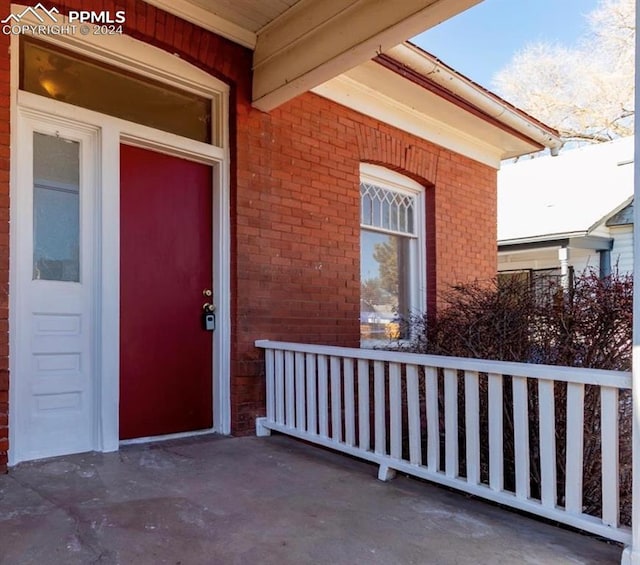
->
[[498, 137, 635, 288], [0, 0, 562, 470], [606, 199, 634, 274]]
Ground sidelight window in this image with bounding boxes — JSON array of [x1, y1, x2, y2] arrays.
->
[[33, 132, 80, 282]]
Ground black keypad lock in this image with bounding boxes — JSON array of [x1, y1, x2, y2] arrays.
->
[[202, 312, 215, 331]]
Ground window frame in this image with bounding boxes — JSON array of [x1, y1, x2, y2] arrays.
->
[[20, 36, 216, 145], [359, 163, 426, 348]]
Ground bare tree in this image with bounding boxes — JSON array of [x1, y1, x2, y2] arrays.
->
[[493, 0, 634, 146]]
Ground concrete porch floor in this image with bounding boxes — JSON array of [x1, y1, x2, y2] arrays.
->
[[0, 434, 623, 564]]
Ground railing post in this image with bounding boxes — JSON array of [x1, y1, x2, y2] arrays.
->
[[622, 21, 640, 563], [256, 347, 274, 437], [623, 348, 640, 564]]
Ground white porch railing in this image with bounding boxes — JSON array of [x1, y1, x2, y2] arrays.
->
[[255, 340, 632, 544]]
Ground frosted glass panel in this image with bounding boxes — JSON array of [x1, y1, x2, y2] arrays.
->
[[33, 132, 80, 282]]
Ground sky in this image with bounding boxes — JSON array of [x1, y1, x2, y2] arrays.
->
[[412, 0, 601, 90]]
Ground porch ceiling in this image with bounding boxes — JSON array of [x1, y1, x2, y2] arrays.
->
[[144, 0, 483, 110]]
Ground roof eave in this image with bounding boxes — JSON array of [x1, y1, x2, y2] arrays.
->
[[385, 42, 563, 157], [499, 233, 613, 252]]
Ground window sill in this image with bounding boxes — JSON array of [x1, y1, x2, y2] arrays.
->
[[360, 339, 410, 351]]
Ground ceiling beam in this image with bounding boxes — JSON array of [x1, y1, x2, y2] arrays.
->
[[252, 0, 481, 111]]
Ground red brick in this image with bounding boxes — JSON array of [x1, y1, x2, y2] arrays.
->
[[0, 0, 497, 450]]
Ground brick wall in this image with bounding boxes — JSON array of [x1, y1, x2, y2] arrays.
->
[[233, 96, 496, 431], [0, 0, 10, 472], [0, 0, 496, 467]]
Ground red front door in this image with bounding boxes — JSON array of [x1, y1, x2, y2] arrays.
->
[[119, 145, 213, 440]]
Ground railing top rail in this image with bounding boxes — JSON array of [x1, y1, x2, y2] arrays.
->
[[254, 340, 631, 389]]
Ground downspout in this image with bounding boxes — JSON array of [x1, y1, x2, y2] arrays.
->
[[559, 247, 570, 291], [599, 249, 612, 279]]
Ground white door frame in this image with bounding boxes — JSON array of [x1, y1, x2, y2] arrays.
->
[[9, 28, 231, 464]]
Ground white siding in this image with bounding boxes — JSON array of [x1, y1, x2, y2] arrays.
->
[[498, 226, 634, 277], [610, 225, 634, 275], [498, 247, 599, 274]]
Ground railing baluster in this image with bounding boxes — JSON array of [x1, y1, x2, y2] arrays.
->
[[512, 376, 530, 499], [295, 352, 306, 431], [265, 349, 275, 423], [538, 379, 557, 509], [464, 370, 480, 485], [565, 382, 585, 514], [255, 341, 632, 545], [426, 366, 439, 471], [344, 358, 356, 447], [330, 356, 343, 443], [306, 353, 318, 435], [390, 362, 402, 459], [600, 386, 619, 527], [444, 368, 458, 478], [374, 361, 386, 455], [358, 359, 370, 451], [406, 364, 422, 465], [275, 350, 285, 425], [285, 351, 295, 427], [488, 372, 503, 492], [318, 355, 329, 438]]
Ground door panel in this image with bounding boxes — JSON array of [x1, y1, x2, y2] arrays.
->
[[119, 145, 213, 439], [13, 118, 98, 464]]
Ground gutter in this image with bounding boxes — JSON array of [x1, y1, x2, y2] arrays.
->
[[383, 43, 564, 155], [498, 233, 613, 252]]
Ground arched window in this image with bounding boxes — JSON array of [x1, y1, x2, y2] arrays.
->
[[360, 164, 426, 344]]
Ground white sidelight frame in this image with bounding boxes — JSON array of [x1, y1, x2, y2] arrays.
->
[[12, 112, 101, 464], [9, 24, 232, 464]]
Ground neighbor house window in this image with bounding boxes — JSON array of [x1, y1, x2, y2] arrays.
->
[[360, 165, 425, 344]]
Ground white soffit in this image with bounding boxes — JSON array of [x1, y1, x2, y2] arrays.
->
[[312, 61, 540, 169], [143, 0, 484, 110], [185, 0, 299, 34], [252, 0, 482, 110], [143, 0, 258, 47]]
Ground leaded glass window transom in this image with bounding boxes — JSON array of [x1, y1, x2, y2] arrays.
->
[[360, 182, 416, 236]]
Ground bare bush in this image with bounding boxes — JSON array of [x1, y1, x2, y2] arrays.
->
[[398, 268, 632, 522]]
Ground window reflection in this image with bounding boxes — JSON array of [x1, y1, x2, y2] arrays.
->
[[21, 38, 213, 144], [360, 230, 409, 340], [33, 132, 80, 282]]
